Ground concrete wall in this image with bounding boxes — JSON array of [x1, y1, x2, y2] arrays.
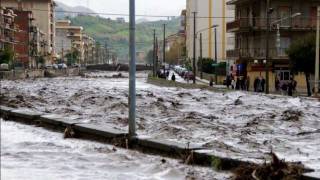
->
[[0, 68, 80, 80]]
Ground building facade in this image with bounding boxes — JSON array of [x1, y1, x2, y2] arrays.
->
[[0, 8, 17, 52], [13, 10, 34, 68], [55, 20, 85, 65], [2, 0, 56, 65], [186, 0, 234, 63], [226, 0, 320, 92]]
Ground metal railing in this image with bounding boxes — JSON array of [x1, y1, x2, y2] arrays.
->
[[227, 17, 318, 31], [227, 48, 289, 59]]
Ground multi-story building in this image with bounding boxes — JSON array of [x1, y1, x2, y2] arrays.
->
[[55, 20, 84, 65], [186, 0, 234, 64], [82, 34, 95, 65], [0, 8, 17, 52], [2, 0, 56, 65], [13, 10, 34, 68], [226, 0, 320, 92]]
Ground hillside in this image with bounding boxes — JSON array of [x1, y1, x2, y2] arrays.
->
[[55, 2, 96, 19], [69, 15, 181, 59]]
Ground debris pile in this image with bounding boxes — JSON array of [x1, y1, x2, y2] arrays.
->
[[233, 153, 305, 180]]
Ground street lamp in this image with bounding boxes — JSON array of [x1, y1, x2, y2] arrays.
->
[[265, 2, 301, 94]]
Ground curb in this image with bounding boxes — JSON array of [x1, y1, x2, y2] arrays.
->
[[0, 106, 318, 179]]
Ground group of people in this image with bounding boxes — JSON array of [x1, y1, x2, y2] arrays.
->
[[224, 75, 251, 91], [253, 76, 266, 93], [275, 77, 297, 96]]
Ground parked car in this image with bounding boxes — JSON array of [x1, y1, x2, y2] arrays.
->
[[57, 63, 67, 69], [72, 64, 80, 68], [52, 64, 59, 69], [45, 65, 53, 69], [0, 63, 9, 71]]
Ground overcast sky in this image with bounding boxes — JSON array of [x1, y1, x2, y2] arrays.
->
[[55, 0, 186, 21]]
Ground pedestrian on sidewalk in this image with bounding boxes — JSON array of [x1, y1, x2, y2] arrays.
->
[[209, 76, 214, 87], [171, 73, 176, 81], [245, 76, 250, 91], [231, 78, 236, 89]]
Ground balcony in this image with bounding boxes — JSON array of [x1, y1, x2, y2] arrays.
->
[[227, 17, 318, 32], [227, 48, 289, 59]]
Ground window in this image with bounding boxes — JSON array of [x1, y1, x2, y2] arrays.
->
[[278, 6, 292, 27]]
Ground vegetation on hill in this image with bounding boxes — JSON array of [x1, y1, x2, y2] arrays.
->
[[68, 15, 180, 59]]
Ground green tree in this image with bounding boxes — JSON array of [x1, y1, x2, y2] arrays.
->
[[145, 50, 153, 64], [65, 49, 80, 66], [286, 33, 320, 96], [0, 47, 14, 65]]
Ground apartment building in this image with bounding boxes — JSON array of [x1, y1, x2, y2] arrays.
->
[[55, 20, 85, 65], [186, 0, 234, 64], [13, 10, 34, 68], [0, 8, 17, 52], [2, 0, 56, 65], [226, 0, 320, 92], [83, 34, 95, 65]]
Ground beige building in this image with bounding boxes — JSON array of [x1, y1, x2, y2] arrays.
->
[[226, 0, 320, 92], [55, 20, 84, 65], [2, 0, 56, 64], [82, 33, 95, 65], [186, 0, 234, 63], [0, 8, 17, 52]]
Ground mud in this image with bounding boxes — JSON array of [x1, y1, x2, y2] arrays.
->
[[1, 71, 320, 174]]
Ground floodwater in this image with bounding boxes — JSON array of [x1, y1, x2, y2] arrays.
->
[[1, 120, 230, 180], [1, 71, 320, 174]]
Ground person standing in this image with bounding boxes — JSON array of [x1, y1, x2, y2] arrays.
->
[[261, 76, 266, 92], [288, 78, 294, 96], [254, 77, 259, 92], [231, 78, 236, 89], [245, 76, 250, 91], [171, 73, 176, 81], [209, 76, 214, 87]]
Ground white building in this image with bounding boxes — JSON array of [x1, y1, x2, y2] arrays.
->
[[186, 0, 234, 64]]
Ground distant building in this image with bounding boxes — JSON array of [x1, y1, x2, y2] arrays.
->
[[0, 8, 17, 53], [13, 10, 34, 68], [116, 17, 125, 23], [136, 51, 145, 64], [2, 0, 56, 64], [55, 20, 85, 65], [82, 33, 95, 65]]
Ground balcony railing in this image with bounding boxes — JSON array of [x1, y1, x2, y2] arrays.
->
[[227, 17, 318, 32], [227, 48, 289, 59]]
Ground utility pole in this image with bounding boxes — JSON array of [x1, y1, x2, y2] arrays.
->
[[265, 0, 271, 94], [163, 24, 166, 77], [214, 27, 218, 84], [156, 37, 158, 75], [61, 40, 64, 63], [128, 0, 136, 138], [200, 33, 203, 79], [192, 12, 197, 84], [153, 29, 156, 77], [315, 6, 320, 97]]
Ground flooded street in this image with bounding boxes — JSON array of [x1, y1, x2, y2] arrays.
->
[[1, 120, 229, 180], [1, 71, 320, 174]]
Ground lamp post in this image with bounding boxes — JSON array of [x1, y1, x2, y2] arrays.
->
[[214, 27, 218, 84], [265, 10, 301, 94], [315, 6, 320, 97], [265, 0, 273, 94]]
